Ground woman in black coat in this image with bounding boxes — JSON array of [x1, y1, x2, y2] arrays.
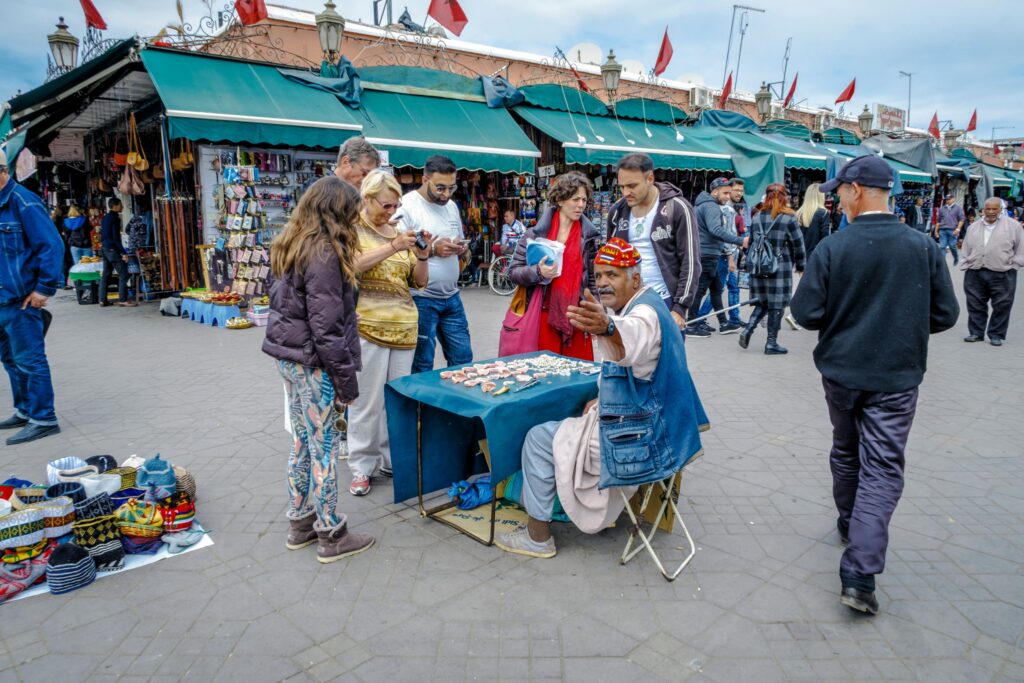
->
[[740, 183, 806, 355], [797, 183, 832, 257]]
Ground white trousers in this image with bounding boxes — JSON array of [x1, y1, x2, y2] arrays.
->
[[347, 338, 414, 478]]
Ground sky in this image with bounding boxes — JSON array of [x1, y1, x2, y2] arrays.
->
[[5, 0, 1024, 140]]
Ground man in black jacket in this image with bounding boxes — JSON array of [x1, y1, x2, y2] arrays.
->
[[606, 154, 701, 331], [791, 155, 959, 616]]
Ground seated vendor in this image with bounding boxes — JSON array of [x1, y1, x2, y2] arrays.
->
[[496, 238, 708, 558]]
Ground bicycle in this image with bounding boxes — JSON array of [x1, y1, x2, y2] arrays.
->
[[487, 252, 516, 296]]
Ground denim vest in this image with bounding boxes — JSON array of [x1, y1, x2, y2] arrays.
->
[[598, 287, 709, 489]]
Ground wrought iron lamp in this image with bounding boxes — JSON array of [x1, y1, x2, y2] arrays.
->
[[46, 17, 79, 79], [857, 105, 873, 137], [316, 1, 345, 78], [755, 82, 772, 122], [601, 50, 622, 104]]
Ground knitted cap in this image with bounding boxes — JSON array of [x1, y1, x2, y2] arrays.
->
[[594, 237, 642, 268], [2, 539, 48, 564], [72, 515, 124, 571], [158, 491, 195, 533], [136, 455, 175, 495], [47, 457, 88, 486], [162, 522, 208, 554], [84, 455, 118, 473], [173, 466, 197, 500], [110, 488, 145, 509], [26, 496, 76, 538], [45, 482, 86, 504], [74, 492, 114, 521], [81, 474, 120, 499], [0, 508, 45, 550], [47, 543, 97, 594], [11, 487, 48, 508], [0, 550, 50, 603], [115, 499, 164, 539]]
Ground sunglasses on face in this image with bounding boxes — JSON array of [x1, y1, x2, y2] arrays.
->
[[430, 181, 458, 193], [373, 197, 401, 211]]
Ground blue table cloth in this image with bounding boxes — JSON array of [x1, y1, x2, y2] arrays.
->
[[385, 352, 600, 503]]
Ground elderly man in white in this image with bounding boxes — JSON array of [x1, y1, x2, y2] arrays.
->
[[960, 197, 1024, 347]]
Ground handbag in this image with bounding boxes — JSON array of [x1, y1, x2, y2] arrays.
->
[[126, 113, 149, 172], [498, 285, 544, 356], [118, 165, 145, 196], [747, 214, 780, 278]]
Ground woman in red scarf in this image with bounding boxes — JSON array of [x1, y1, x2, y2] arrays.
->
[[509, 172, 600, 360]]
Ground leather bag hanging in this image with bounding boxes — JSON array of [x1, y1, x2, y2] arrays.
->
[[118, 165, 145, 196], [126, 113, 149, 172], [498, 285, 544, 356], [112, 131, 128, 168]]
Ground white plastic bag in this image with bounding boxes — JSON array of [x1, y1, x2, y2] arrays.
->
[[525, 237, 566, 277]]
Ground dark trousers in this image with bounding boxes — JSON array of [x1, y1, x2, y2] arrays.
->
[[687, 254, 726, 325], [100, 247, 128, 303], [822, 377, 918, 589], [964, 268, 1016, 341]]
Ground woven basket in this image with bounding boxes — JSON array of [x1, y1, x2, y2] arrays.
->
[[106, 467, 137, 490], [115, 499, 163, 539], [173, 466, 197, 500], [0, 507, 45, 549], [25, 496, 75, 538]]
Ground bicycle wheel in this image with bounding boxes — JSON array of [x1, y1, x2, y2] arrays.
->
[[488, 254, 516, 295]]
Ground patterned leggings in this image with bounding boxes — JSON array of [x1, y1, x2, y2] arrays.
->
[[278, 360, 344, 527]]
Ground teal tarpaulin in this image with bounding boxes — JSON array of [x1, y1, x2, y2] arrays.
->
[[694, 109, 759, 131]]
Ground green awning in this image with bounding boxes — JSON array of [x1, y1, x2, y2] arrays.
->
[[822, 143, 933, 183], [141, 48, 363, 149], [613, 98, 689, 124], [358, 89, 540, 173], [518, 84, 609, 116], [0, 108, 11, 143], [514, 106, 731, 171], [763, 119, 812, 141], [820, 127, 861, 145]]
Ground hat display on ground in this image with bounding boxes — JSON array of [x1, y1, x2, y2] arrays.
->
[[0, 500, 11, 518], [72, 515, 124, 571], [2, 539, 50, 564], [162, 522, 208, 554], [0, 507, 46, 550], [158, 492, 195, 533], [106, 467, 137, 490], [136, 455, 176, 500], [0, 547, 52, 602], [56, 465, 100, 484], [74, 492, 114, 522], [81, 473, 121, 499], [47, 457, 88, 486], [84, 456, 118, 473], [114, 499, 164, 539], [173, 466, 197, 500], [11, 488, 48, 508], [47, 543, 97, 595], [110, 488, 145, 509]]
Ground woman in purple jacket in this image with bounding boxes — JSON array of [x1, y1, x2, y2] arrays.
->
[[262, 176, 373, 564]]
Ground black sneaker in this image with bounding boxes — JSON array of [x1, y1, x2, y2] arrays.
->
[[840, 587, 879, 615], [6, 424, 60, 445], [0, 415, 29, 430], [963, 335, 983, 343], [718, 322, 742, 335], [685, 325, 711, 338], [990, 338, 1003, 347]]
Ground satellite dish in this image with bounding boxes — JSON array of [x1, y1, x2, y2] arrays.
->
[[621, 59, 646, 76], [677, 72, 705, 86], [567, 42, 602, 66]]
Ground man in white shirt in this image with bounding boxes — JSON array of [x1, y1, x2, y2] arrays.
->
[[500, 210, 526, 253], [396, 155, 472, 373]]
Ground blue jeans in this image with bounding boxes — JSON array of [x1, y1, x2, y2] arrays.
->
[[0, 303, 57, 425], [412, 293, 473, 373], [698, 255, 742, 324], [938, 229, 959, 263], [70, 246, 93, 264]]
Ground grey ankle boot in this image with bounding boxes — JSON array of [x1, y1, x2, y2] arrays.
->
[[286, 511, 318, 550], [313, 520, 374, 564], [764, 310, 788, 355]]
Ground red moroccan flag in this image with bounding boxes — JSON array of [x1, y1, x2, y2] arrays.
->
[[783, 73, 798, 108], [928, 112, 941, 139], [79, 0, 107, 30], [428, 0, 469, 37], [718, 72, 733, 108], [993, 143, 1002, 155], [966, 109, 977, 132], [835, 78, 856, 105], [570, 64, 591, 93], [653, 29, 673, 77], [235, 0, 268, 26]]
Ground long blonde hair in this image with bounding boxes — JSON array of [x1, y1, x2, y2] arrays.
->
[[796, 183, 826, 227], [270, 176, 360, 284]]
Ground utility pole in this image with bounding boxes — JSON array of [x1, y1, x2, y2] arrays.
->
[[778, 37, 792, 99], [899, 71, 913, 129], [373, 0, 393, 26], [722, 4, 764, 87]]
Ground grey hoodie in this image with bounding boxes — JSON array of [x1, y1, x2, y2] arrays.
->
[[694, 191, 743, 257]]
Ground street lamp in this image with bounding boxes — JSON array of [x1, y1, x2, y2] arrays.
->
[[857, 105, 873, 137], [315, 1, 345, 77], [898, 71, 913, 129], [754, 82, 772, 122], [600, 50, 622, 104], [47, 17, 79, 77]]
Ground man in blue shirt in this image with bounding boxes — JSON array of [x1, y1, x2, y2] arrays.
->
[[0, 149, 64, 444], [99, 198, 133, 306]]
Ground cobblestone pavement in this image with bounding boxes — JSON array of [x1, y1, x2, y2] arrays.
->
[[0, 264, 1021, 682]]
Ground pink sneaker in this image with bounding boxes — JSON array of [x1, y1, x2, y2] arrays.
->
[[349, 475, 370, 496]]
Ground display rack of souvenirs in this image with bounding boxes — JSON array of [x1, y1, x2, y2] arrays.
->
[[0, 454, 205, 603]]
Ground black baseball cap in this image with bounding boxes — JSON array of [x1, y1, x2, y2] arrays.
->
[[710, 177, 731, 191], [819, 155, 894, 193]]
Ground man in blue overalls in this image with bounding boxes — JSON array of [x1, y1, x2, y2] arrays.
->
[[496, 238, 709, 558]]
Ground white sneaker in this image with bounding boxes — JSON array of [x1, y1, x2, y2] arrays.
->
[[495, 524, 556, 558]]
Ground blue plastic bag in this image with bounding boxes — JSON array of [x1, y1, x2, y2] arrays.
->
[[447, 475, 493, 510]]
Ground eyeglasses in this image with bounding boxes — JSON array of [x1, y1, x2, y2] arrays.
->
[[372, 196, 401, 211], [430, 181, 458, 193]]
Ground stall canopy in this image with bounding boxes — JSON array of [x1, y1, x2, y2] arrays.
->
[[514, 105, 731, 171], [141, 48, 364, 150], [763, 119, 813, 141], [693, 109, 760, 132], [351, 66, 540, 173], [820, 127, 861, 145], [613, 98, 689, 125], [518, 84, 609, 116]]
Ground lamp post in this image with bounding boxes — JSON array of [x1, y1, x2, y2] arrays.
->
[[898, 71, 913, 129], [754, 82, 772, 122], [315, 1, 345, 78], [46, 17, 79, 80], [600, 49, 622, 106], [857, 105, 873, 137]]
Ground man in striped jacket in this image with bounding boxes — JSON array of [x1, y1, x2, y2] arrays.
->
[[605, 154, 701, 332]]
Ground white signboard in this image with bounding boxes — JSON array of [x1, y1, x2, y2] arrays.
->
[[874, 104, 906, 133], [539, 164, 556, 178]]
